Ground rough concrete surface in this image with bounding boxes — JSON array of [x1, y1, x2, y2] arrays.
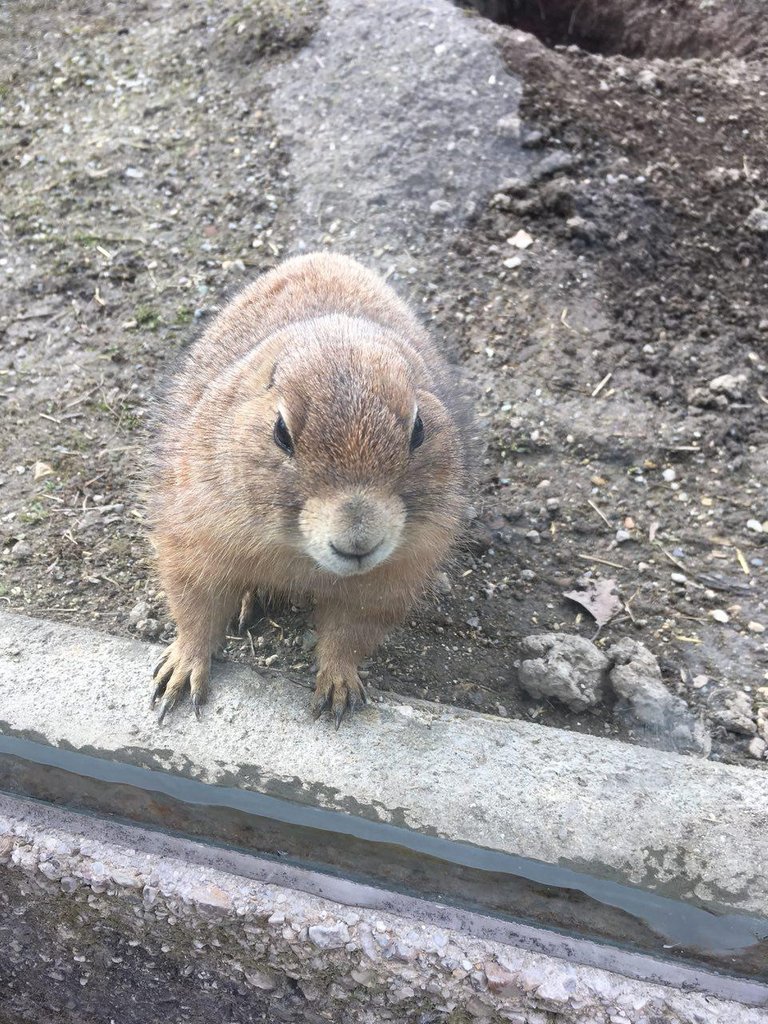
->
[[1, 609, 767, 925], [1, 795, 767, 1024]]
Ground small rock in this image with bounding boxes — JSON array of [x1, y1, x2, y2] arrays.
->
[[137, 618, 161, 639], [746, 519, 764, 534], [662, 468, 676, 482], [429, 199, 453, 218], [518, 633, 609, 711], [745, 206, 768, 234], [508, 229, 533, 250], [748, 736, 766, 760], [124, 166, 145, 179], [525, 529, 540, 544], [520, 568, 536, 582], [10, 541, 32, 561], [565, 215, 596, 242], [263, 654, 279, 667], [33, 461, 54, 480], [301, 629, 317, 653], [434, 572, 452, 595], [636, 68, 658, 91], [615, 528, 631, 544], [747, 621, 765, 633], [503, 255, 522, 269], [531, 149, 575, 181], [609, 638, 711, 756], [670, 572, 687, 584], [466, 616, 480, 629], [545, 497, 560, 512], [710, 609, 730, 624], [708, 687, 757, 736], [496, 176, 529, 196], [708, 372, 748, 401], [521, 129, 545, 148], [129, 601, 151, 625], [308, 922, 350, 949], [244, 969, 277, 992]]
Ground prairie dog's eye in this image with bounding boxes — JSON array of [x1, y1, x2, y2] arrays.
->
[[273, 414, 294, 456], [410, 411, 424, 451]]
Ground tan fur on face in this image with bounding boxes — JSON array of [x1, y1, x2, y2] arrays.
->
[[146, 253, 476, 724]]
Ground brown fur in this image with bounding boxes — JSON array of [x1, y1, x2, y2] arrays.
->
[[147, 252, 474, 726]]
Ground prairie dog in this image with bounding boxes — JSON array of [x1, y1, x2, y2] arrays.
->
[[148, 252, 474, 726]]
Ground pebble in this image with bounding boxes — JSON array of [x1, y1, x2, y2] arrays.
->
[[10, 541, 32, 561], [748, 621, 765, 633], [545, 497, 560, 512], [525, 530, 540, 544], [429, 199, 453, 218], [708, 688, 757, 736], [709, 372, 748, 400], [301, 629, 317, 653], [308, 922, 350, 949], [748, 737, 766, 760], [503, 255, 522, 269], [746, 519, 764, 533], [710, 609, 729, 623], [129, 600, 151, 625], [745, 206, 768, 234], [662, 468, 676, 482], [508, 229, 533, 250], [263, 654, 279, 667], [520, 568, 536, 582], [615, 528, 631, 544], [670, 572, 687, 584], [137, 618, 161, 639], [435, 572, 452, 595]]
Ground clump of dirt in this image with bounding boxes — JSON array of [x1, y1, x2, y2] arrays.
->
[[464, 0, 768, 59]]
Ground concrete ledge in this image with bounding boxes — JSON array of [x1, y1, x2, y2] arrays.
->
[[2, 794, 767, 1024], [1, 610, 767, 1012], [1, 611, 766, 907]]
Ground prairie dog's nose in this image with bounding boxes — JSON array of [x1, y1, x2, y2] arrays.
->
[[331, 496, 386, 561]]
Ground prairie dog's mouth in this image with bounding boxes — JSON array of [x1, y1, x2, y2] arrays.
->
[[299, 491, 405, 577]]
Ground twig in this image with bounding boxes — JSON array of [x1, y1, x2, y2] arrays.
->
[[659, 547, 689, 574], [560, 307, 578, 333], [623, 588, 638, 624], [576, 553, 625, 570], [591, 372, 612, 398], [587, 499, 612, 529]]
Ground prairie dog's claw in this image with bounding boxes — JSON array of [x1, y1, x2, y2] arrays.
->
[[150, 641, 209, 723], [311, 670, 367, 728]]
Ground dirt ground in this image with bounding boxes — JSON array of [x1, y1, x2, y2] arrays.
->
[[1, 0, 766, 766]]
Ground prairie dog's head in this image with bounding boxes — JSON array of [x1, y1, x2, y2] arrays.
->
[[232, 316, 462, 577]]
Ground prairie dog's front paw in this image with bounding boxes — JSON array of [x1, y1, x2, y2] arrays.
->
[[311, 668, 367, 730], [151, 640, 210, 723]]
